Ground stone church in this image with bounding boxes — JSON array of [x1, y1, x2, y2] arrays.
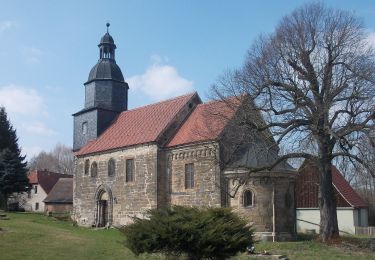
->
[[73, 26, 296, 240]]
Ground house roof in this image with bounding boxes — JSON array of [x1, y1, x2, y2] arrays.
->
[[28, 170, 72, 194], [331, 166, 368, 208], [76, 92, 198, 156], [166, 99, 237, 147], [43, 178, 73, 204], [296, 160, 367, 208]]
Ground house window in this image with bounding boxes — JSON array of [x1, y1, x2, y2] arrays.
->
[[126, 159, 134, 182], [108, 158, 115, 177], [35, 202, 39, 210], [91, 162, 98, 177], [243, 190, 253, 207], [185, 163, 194, 189], [34, 185, 38, 194], [84, 159, 90, 175], [82, 122, 88, 134], [27, 190, 31, 199]]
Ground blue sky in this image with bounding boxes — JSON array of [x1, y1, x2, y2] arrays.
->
[[1, 0, 375, 159]]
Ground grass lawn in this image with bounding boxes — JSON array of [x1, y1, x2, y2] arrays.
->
[[237, 237, 375, 260], [0, 212, 156, 260], [0, 212, 374, 260]]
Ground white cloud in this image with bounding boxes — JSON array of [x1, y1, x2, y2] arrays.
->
[[22, 46, 43, 64], [22, 121, 57, 136], [0, 84, 44, 115], [128, 56, 193, 100], [0, 20, 15, 33]]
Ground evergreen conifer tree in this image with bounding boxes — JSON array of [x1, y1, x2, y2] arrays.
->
[[0, 106, 29, 209]]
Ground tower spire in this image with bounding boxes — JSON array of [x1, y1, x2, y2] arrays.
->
[[98, 23, 116, 60]]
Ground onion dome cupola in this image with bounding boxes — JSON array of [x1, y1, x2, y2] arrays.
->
[[86, 23, 125, 83], [73, 23, 129, 151]]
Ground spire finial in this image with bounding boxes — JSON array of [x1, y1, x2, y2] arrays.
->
[[106, 22, 110, 33]]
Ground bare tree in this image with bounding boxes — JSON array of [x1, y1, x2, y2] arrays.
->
[[28, 143, 74, 175], [212, 3, 375, 242]]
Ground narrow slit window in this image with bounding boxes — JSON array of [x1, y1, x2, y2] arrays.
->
[[91, 162, 98, 177], [108, 158, 115, 177], [126, 159, 134, 182], [82, 122, 88, 134], [243, 190, 253, 207], [84, 159, 90, 175], [185, 163, 195, 189]]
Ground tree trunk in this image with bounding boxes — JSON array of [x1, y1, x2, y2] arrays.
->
[[318, 143, 339, 242]]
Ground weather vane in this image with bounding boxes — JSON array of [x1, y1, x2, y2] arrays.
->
[[106, 22, 110, 33]]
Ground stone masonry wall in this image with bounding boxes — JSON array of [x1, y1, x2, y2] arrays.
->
[[45, 203, 73, 214], [73, 144, 158, 227], [166, 143, 221, 207], [229, 174, 296, 236]]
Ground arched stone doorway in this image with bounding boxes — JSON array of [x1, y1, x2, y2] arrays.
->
[[94, 186, 113, 227]]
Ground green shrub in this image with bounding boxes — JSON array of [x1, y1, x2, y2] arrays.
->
[[121, 206, 253, 260]]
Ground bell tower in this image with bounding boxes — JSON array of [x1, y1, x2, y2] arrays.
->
[[73, 23, 129, 151]]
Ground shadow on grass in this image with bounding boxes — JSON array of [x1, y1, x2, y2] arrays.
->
[[296, 233, 318, 241]]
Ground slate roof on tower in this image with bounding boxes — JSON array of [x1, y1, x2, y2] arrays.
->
[[76, 92, 200, 156]]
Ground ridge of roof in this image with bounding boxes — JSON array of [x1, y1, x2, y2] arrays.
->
[[125, 92, 198, 113], [166, 99, 238, 147]]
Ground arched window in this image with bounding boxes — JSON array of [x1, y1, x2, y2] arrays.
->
[[91, 162, 98, 177], [243, 190, 253, 207], [84, 159, 90, 175], [82, 122, 88, 134], [108, 158, 115, 177]]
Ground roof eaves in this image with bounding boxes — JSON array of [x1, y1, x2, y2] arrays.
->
[[332, 182, 354, 207], [76, 141, 158, 157]]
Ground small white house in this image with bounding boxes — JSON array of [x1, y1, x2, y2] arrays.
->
[[296, 160, 368, 234], [24, 170, 72, 212]]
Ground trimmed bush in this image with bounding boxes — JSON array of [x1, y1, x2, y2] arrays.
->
[[121, 206, 253, 259]]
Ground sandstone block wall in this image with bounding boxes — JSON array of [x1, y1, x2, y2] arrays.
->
[[73, 144, 158, 227], [45, 203, 73, 214], [228, 173, 295, 235], [166, 143, 221, 207]]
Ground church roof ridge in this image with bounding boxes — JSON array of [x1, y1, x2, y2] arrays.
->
[[126, 91, 198, 112], [166, 98, 238, 147]]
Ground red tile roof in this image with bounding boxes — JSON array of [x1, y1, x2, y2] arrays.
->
[[167, 99, 237, 147], [76, 92, 197, 156], [28, 170, 72, 194], [331, 166, 368, 208], [296, 160, 367, 208]]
